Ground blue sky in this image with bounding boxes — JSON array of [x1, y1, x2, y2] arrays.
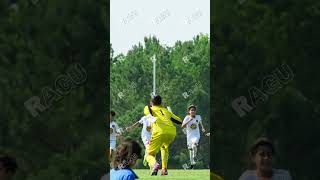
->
[[111, 0, 210, 55]]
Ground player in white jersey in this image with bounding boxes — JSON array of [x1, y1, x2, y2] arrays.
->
[[125, 114, 156, 147], [181, 105, 206, 169], [125, 113, 157, 166], [109, 111, 122, 160]]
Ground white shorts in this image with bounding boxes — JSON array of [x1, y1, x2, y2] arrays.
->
[[142, 136, 150, 147], [187, 136, 200, 148], [110, 140, 116, 151]]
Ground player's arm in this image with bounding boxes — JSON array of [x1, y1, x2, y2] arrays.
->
[[199, 120, 206, 133], [125, 120, 140, 132], [181, 117, 193, 128], [169, 111, 182, 125]]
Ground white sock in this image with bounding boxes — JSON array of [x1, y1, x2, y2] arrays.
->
[[189, 149, 194, 165], [192, 144, 197, 164]]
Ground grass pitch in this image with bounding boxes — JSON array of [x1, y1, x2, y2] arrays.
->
[[134, 169, 210, 180]]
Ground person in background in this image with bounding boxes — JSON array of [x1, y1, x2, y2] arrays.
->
[[110, 139, 142, 180], [0, 155, 17, 180], [125, 114, 156, 148], [144, 95, 182, 176], [239, 137, 292, 180], [125, 113, 156, 166], [181, 105, 206, 169], [109, 110, 122, 161]]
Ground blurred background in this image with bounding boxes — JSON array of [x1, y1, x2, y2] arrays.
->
[[0, 0, 107, 179], [213, 0, 320, 179]]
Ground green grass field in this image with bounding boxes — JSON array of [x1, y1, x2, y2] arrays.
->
[[134, 169, 210, 180]]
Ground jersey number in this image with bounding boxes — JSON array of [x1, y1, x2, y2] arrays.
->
[[160, 110, 164, 115]]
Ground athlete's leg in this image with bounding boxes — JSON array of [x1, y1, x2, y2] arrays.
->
[[146, 132, 162, 170], [191, 137, 200, 165], [187, 140, 195, 165], [160, 134, 175, 170], [160, 145, 169, 169], [191, 143, 197, 164], [142, 137, 150, 166]]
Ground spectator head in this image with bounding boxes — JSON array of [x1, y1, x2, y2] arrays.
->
[[250, 137, 274, 174], [112, 139, 142, 169]]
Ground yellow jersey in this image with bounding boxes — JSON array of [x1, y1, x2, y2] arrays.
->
[[144, 105, 182, 135]]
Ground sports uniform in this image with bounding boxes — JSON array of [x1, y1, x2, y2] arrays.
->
[[110, 121, 121, 151], [144, 105, 182, 171], [183, 115, 202, 166]]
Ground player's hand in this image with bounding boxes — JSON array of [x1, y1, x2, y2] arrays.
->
[[125, 127, 130, 132], [202, 128, 206, 133]]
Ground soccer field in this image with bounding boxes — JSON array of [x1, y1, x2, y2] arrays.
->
[[134, 169, 210, 180]]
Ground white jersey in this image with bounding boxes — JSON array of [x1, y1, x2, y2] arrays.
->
[[110, 121, 121, 141], [183, 115, 202, 141], [138, 115, 154, 140], [239, 169, 292, 180]]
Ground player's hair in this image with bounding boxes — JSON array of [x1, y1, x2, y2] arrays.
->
[[112, 139, 142, 169], [187, 105, 197, 113], [148, 105, 153, 116], [151, 95, 162, 105], [250, 137, 275, 156], [0, 155, 18, 174], [110, 110, 116, 117]]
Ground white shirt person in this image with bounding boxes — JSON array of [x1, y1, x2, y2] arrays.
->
[[183, 115, 203, 147], [126, 114, 156, 147], [239, 138, 292, 180], [110, 121, 122, 150], [181, 105, 206, 168]]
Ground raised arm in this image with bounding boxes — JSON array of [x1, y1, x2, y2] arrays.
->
[[125, 120, 141, 132], [169, 111, 182, 125], [181, 117, 193, 128]]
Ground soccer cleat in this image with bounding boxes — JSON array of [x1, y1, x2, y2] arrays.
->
[[161, 168, 168, 176], [151, 163, 160, 176], [189, 164, 195, 169]]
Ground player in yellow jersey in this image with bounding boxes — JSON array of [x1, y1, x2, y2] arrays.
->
[[143, 95, 182, 176]]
